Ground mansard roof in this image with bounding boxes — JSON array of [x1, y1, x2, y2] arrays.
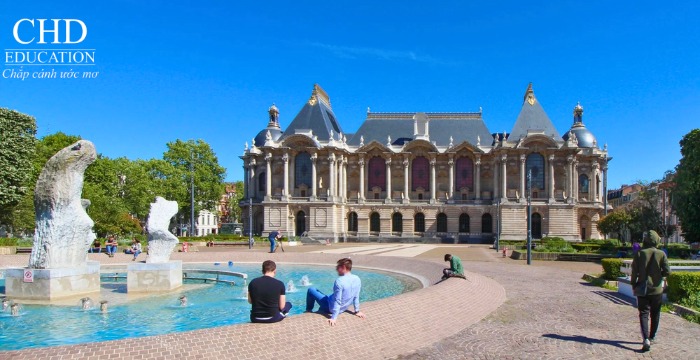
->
[[347, 112, 492, 147], [508, 83, 561, 141], [280, 84, 343, 142]]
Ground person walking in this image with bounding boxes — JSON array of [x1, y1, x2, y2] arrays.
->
[[247, 260, 292, 323], [305, 257, 366, 326], [631, 230, 670, 352]]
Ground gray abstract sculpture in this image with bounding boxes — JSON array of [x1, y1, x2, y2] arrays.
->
[[145, 197, 179, 263], [29, 140, 97, 269]]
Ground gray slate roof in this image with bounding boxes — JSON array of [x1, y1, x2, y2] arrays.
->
[[347, 112, 492, 147], [281, 84, 343, 141], [508, 84, 561, 141]]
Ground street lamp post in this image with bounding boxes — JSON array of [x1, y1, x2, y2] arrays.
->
[[248, 198, 254, 249], [495, 200, 500, 252], [190, 159, 196, 238], [526, 169, 532, 266]]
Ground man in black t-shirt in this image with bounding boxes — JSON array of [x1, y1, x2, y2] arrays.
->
[[247, 260, 292, 323]]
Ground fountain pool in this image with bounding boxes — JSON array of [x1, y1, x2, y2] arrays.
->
[[0, 263, 420, 350]]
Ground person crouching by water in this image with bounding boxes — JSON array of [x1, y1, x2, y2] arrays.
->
[[442, 254, 466, 280], [248, 260, 292, 323], [631, 230, 670, 352], [306, 257, 366, 326]]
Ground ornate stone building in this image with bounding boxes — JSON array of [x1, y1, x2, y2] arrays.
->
[[241, 84, 610, 242]]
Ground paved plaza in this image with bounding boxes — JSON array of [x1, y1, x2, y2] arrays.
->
[[1, 244, 699, 359]]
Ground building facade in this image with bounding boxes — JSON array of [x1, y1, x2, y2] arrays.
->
[[196, 209, 218, 236], [241, 84, 610, 242]]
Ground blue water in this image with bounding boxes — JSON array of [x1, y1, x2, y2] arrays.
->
[[0, 264, 418, 350]]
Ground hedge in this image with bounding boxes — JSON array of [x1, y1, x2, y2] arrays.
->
[[601, 258, 625, 280], [667, 272, 700, 308]]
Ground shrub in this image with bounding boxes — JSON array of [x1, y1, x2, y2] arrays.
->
[[536, 237, 575, 253], [572, 243, 601, 253], [601, 258, 624, 280], [667, 272, 700, 307], [0, 238, 19, 246]]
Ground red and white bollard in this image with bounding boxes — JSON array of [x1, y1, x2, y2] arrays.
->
[[182, 242, 189, 253], [502, 246, 507, 258]]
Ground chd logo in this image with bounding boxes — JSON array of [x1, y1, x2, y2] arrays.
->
[[13, 19, 87, 44]]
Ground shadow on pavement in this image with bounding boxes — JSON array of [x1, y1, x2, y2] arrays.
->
[[542, 334, 641, 352], [591, 290, 636, 306]]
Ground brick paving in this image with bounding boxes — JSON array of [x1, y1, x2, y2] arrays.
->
[[0, 251, 505, 360]]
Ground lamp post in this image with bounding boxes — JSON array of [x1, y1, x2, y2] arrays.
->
[[526, 169, 532, 265], [248, 198, 254, 249], [495, 200, 500, 252], [190, 156, 196, 238]]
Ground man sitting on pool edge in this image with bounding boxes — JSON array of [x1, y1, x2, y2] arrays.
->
[[442, 254, 466, 280], [248, 260, 292, 323], [305, 257, 366, 326]]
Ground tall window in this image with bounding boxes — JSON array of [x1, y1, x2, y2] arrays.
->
[[526, 153, 545, 190], [258, 172, 266, 192], [455, 157, 474, 190], [481, 213, 493, 233], [579, 174, 589, 193], [459, 214, 470, 233], [368, 157, 386, 191], [370, 212, 380, 233], [348, 212, 358, 232], [295, 152, 312, 188], [392, 213, 403, 233], [436, 213, 448, 233], [412, 156, 430, 190], [414, 213, 425, 233]]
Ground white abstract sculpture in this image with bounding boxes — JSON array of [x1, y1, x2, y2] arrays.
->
[[145, 197, 179, 263], [29, 140, 97, 269]]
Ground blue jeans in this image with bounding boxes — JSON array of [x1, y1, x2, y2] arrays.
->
[[306, 287, 330, 313], [106, 245, 117, 255], [89, 247, 100, 253], [269, 238, 276, 252], [250, 302, 293, 323]]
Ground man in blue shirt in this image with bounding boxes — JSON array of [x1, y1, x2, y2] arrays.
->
[[268, 230, 280, 253], [305, 257, 366, 326]]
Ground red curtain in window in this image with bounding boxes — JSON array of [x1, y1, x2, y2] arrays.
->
[[368, 157, 386, 191], [455, 157, 473, 190], [411, 156, 429, 191]]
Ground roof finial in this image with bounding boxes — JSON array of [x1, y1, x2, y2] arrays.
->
[[573, 102, 584, 125], [309, 84, 331, 107], [524, 83, 536, 106], [268, 103, 280, 128]]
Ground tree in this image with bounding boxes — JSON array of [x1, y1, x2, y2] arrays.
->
[[226, 181, 244, 222], [672, 129, 700, 243], [0, 108, 37, 226], [596, 210, 631, 242], [162, 139, 226, 221]]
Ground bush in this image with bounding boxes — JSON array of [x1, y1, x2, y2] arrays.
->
[[667, 272, 700, 307], [0, 238, 19, 246], [601, 258, 624, 280], [536, 237, 576, 253], [572, 243, 602, 253]]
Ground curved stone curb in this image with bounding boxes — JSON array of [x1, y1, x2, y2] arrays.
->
[[0, 252, 506, 360]]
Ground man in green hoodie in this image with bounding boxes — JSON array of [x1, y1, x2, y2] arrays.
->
[[442, 254, 466, 280], [631, 230, 670, 352]]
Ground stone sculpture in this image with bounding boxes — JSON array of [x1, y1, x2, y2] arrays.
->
[[145, 197, 179, 263], [29, 140, 97, 269]]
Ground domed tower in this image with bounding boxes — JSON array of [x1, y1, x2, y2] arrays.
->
[[562, 102, 598, 148], [253, 103, 283, 146]]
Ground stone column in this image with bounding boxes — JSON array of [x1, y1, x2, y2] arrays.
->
[[243, 164, 249, 200], [475, 155, 482, 200], [265, 153, 272, 199], [403, 157, 410, 201], [248, 159, 256, 198], [573, 159, 579, 201], [430, 156, 437, 202], [359, 156, 365, 201], [282, 153, 289, 197], [311, 153, 317, 200], [501, 155, 507, 201], [328, 154, 336, 200], [548, 154, 555, 201], [519, 154, 526, 201], [566, 156, 573, 201], [385, 156, 392, 201], [448, 155, 454, 200], [493, 160, 499, 199], [341, 157, 347, 201], [591, 162, 599, 202]]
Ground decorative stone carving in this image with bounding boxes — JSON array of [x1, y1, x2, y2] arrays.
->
[[145, 197, 179, 264], [359, 135, 365, 147], [29, 140, 97, 269], [477, 135, 481, 146]]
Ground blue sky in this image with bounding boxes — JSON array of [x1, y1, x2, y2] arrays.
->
[[1, 1, 699, 189]]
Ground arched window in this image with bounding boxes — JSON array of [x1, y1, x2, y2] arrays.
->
[[411, 156, 430, 190], [526, 153, 545, 190], [258, 171, 266, 192], [481, 213, 493, 233], [579, 174, 589, 193], [436, 213, 448, 233], [348, 212, 358, 232], [414, 213, 425, 233], [368, 157, 386, 191], [295, 152, 312, 188], [370, 212, 380, 233], [455, 157, 474, 190], [392, 213, 403, 233], [459, 213, 470, 233]]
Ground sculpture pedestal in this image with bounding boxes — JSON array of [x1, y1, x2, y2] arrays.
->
[[4, 261, 100, 301], [127, 261, 182, 292]]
